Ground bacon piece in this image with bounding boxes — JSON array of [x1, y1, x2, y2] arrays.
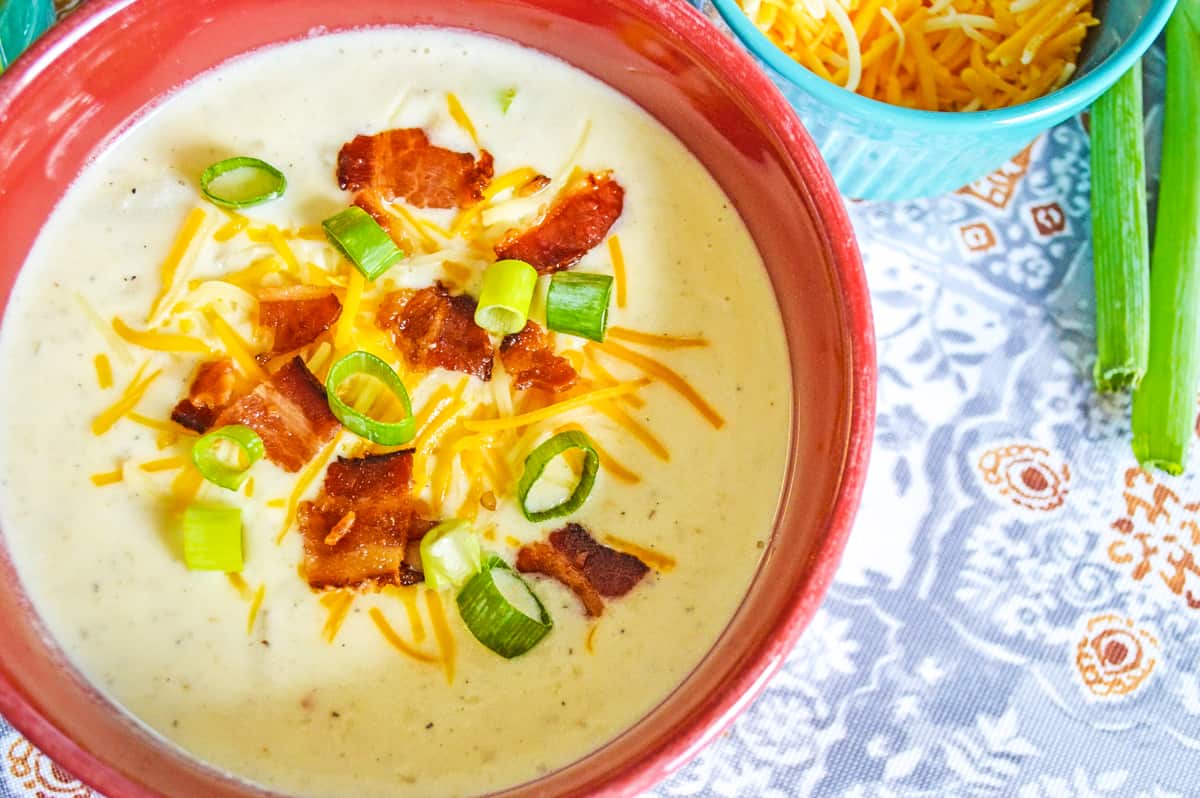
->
[[550, 523, 649, 597], [170, 359, 237, 433], [337, 128, 494, 209], [499, 322, 577, 392], [257, 286, 342, 356], [516, 524, 649, 616], [376, 284, 493, 380], [494, 172, 625, 274], [299, 451, 417, 589], [516, 543, 606, 617], [212, 357, 340, 472]]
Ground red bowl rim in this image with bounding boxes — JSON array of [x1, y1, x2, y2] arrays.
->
[[0, 1, 876, 795]]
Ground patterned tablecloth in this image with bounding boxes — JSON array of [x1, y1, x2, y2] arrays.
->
[[2, 6, 1195, 798]]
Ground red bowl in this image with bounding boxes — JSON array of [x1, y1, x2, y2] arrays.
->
[[0, 1, 875, 795]]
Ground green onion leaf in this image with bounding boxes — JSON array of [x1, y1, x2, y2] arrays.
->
[[1132, 0, 1200, 474], [322, 206, 405, 280], [456, 554, 552, 658], [546, 272, 613, 342], [475, 259, 538, 335], [420, 520, 484, 590], [191, 424, 265, 491], [1091, 61, 1150, 392], [182, 504, 244, 571], [498, 88, 517, 114], [516, 430, 599, 522], [325, 350, 415, 445], [199, 157, 287, 209]]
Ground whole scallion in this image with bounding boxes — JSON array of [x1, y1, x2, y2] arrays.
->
[[1131, 0, 1200, 474], [1090, 61, 1149, 392]]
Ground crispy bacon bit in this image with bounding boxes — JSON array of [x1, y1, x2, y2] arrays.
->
[[337, 128, 495, 209], [499, 322, 578, 392], [494, 172, 625, 274], [257, 286, 342, 356], [550, 523, 649, 597], [170, 359, 237, 433], [516, 523, 649, 616], [212, 357, 340, 472], [376, 284, 493, 380], [299, 451, 417, 589], [516, 543, 606, 617], [324, 511, 357, 547]]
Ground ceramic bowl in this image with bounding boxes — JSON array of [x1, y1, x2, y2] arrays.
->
[[0, 0, 875, 794], [703, 0, 1177, 200]]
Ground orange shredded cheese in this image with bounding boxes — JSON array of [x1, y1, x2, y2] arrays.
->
[[203, 309, 268, 382], [397, 587, 427, 644], [266, 498, 286, 509], [226, 573, 253, 600], [320, 591, 355, 642], [127, 411, 196, 437], [740, 0, 1097, 111], [607, 327, 708, 350], [93, 354, 113, 390], [426, 589, 457, 684], [369, 607, 440, 664], [148, 207, 207, 322], [244, 476, 255, 498], [112, 317, 213, 355], [446, 92, 480, 149], [592, 401, 669, 462], [138, 455, 187, 473], [585, 623, 599, 654], [334, 269, 365, 350], [595, 341, 724, 429], [92, 363, 163, 436], [89, 468, 124, 487], [504, 535, 522, 549], [607, 236, 628, 309], [214, 211, 251, 242], [170, 467, 204, 512], [603, 533, 677, 572], [555, 422, 640, 484], [463, 380, 648, 434], [247, 583, 266, 635], [276, 433, 342, 544]]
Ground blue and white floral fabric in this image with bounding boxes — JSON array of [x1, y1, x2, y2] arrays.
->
[[1, 6, 1194, 798]]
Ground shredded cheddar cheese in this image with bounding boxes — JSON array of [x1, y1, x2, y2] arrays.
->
[[204, 308, 268, 382], [607, 236, 628, 309], [92, 363, 163, 436], [335, 269, 365, 350], [148, 207, 207, 323], [214, 210, 251, 242], [740, 0, 1098, 111], [89, 468, 124, 487], [138, 455, 188, 473], [463, 380, 648, 434], [607, 327, 708, 350], [426, 590, 457, 684], [170, 467, 205, 512], [247, 583, 267, 635], [369, 607, 441, 664], [320, 591, 355, 642], [603, 534, 677, 572], [585, 623, 599, 654], [277, 433, 342, 544], [227, 573, 253, 600], [93, 354, 113, 390], [446, 92, 480, 149], [397, 588, 427, 644], [112, 317, 214, 355], [594, 342, 725, 429], [556, 422, 640, 484]]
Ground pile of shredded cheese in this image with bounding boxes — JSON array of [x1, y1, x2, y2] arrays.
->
[[740, 0, 1099, 111]]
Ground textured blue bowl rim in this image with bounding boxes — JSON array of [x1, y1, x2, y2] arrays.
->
[[710, 0, 1178, 134]]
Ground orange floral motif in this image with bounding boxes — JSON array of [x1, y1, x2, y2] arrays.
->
[[6, 735, 91, 798], [960, 222, 998, 254], [957, 142, 1035, 210], [1107, 467, 1200, 607], [1074, 614, 1158, 699], [1029, 202, 1068, 237], [977, 443, 1070, 512]]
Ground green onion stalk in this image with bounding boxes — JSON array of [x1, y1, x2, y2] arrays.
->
[[1132, 0, 1200, 474]]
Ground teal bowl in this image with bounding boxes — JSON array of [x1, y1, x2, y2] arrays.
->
[[702, 0, 1177, 200], [0, 0, 53, 70]]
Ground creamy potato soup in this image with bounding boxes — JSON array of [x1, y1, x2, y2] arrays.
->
[[0, 28, 790, 798]]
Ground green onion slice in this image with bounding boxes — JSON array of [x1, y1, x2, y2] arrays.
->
[[191, 424, 264, 491], [456, 555, 552, 658], [420, 520, 484, 591], [498, 88, 517, 113], [325, 350, 415, 445], [199, 157, 287, 209], [322, 206, 405, 280], [182, 504, 244, 571], [475, 259, 538, 335], [546, 272, 613, 342], [516, 430, 599, 522]]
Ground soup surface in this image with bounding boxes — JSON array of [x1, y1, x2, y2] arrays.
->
[[0, 28, 790, 798]]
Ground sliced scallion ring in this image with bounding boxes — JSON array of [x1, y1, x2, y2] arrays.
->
[[325, 351, 415, 445], [546, 272, 613, 342], [182, 504, 244, 571], [457, 555, 552, 658], [191, 424, 265, 491], [475, 259, 538, 335], [199, 157, 287, 209], [322, 206, 405, 280], [516, 430, 599, 522], [420, 520, 484, 590]]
